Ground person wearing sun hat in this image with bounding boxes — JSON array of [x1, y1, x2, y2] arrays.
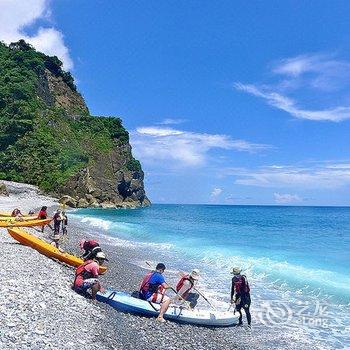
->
[[230, 266, 251, 327], [176, 269, 200, 308], [73, 251, 108, 299]]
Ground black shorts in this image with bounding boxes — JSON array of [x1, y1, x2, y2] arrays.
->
[[236, 294, 251, 309]]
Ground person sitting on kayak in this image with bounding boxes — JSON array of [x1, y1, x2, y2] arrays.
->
[[38, 206, 53, 232], [73, 251, 108, 299], [176, 269, 200, 308], [139, 263, 172, 323], [230, 267, 251, 327], [79, 239, 102, 260]]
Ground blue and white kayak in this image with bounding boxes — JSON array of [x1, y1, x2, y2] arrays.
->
[[97, 289, 239, 327]]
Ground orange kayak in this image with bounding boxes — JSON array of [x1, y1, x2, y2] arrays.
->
[[0, 218, 52, 227], [7, 227, 107, 274]]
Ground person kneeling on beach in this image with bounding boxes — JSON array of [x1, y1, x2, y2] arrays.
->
[[73, 252, 108, 300], [230, 267, 251, 327], [176, 269, 200, 309], [79, 239, 102, 261], [139, 263, 171, 323]]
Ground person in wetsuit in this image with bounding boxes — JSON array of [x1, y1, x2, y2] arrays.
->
[[230, 267, 251, 327]]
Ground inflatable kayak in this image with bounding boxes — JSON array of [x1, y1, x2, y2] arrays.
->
[[97, 289, 238, 327], [7, 228, 107, 274], [0, 218, 52, 227]]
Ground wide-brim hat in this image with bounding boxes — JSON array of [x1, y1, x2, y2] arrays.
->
[[190, 269, 200, 280], [231, 267, 242, 275]]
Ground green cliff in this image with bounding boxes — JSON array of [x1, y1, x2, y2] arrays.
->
[[0, 40, 150, 208]]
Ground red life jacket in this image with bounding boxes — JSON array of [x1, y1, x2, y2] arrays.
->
[[139, 272, 164, 296], [176, 275, 194, 298], [74, 260, 95, 287], [38, 210, 47, 219], [233, 275, 250, 295], [139, 272, 154, 294]]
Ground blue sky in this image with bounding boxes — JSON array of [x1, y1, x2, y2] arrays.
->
[[1, 1, 350, 205]]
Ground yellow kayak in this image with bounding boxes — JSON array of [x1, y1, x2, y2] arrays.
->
[[0, 211, 33, 217], [7, 227, 107, 274], [0, 218, 52, 228], [0, 216, 38, 221]]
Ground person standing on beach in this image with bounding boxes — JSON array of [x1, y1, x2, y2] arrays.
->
[[53, 209, 63, 234], [61, 211, 68, 235], [230, 267, 251, 327], [38, 206, 53, 232], [176, 269, 200, 308], [73, 252, 108, 299], [139, 263, 172, 322]]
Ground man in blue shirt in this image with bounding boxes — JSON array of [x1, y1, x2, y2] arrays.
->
[[140, 263, 171, 322]]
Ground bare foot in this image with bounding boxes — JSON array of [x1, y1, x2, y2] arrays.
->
[[156, 317, 166, 323]]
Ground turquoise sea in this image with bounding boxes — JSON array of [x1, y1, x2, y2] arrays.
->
[[71, 204, 350, 349]]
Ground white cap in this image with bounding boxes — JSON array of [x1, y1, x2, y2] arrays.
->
[[95, 252, 107, 260]]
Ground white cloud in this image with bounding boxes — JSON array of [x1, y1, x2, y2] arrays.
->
[[211, 188, 223, 197], [235, 53, 350, 122], [273, 54, 350, 90], [225, 162, 350, 189], [131, 126, 271, 167], [235, 83, 350, 122], [0, 0, 73, 70], [157, 118, 187, 125], [274, 193, 303, 204]]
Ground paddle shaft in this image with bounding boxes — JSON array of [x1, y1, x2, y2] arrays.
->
[[193, 286, 217, 310]]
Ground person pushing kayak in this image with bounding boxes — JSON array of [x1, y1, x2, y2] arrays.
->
[[230, 267, 251, 327], [139, 263, 171, 323], [73, 251, 108, 299], [38, 206, 53, 232], [176, 269, 200, 308], [79, 239, 102, 260]]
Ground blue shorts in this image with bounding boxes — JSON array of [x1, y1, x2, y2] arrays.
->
[[74, 278, 99, 294]]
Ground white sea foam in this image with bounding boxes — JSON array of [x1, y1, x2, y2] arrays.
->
[[75, 215, 173, 251], [80, 216, 113, 230]]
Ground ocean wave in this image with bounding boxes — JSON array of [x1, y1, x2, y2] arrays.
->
[[80, 217, 113, 230], [200, 252, 350, 303]]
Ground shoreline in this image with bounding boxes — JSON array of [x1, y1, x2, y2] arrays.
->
[[0, 182, 327, 349]]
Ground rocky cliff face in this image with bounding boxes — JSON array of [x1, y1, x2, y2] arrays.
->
[[0, 40, 150, 208], [60, 144, 150, 208]]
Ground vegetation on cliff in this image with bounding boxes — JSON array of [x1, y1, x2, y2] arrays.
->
[[0, 40, 146, 206]]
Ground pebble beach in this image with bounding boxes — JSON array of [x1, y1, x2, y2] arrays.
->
[[0, 182, 325, 350]]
